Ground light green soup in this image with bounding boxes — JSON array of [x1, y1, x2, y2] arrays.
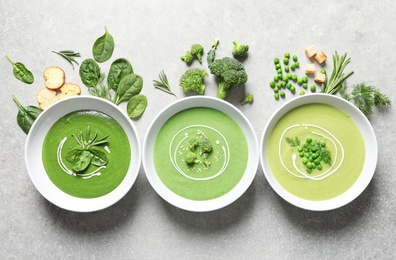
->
[[267, 103, 365, 201], [154, 107, 248, 200], [42, 110, 131, 198]]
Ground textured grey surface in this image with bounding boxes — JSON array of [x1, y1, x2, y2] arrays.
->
[[1, 0, 395, 259]]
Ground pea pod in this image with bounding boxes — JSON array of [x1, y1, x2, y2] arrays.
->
[[92, 26, 114, 63], [116, 73, 143, 105], [6, 54, 34, 84], [107, 58, 133, 90], [127, 94, 148, 119], [12, 95, 42, 134]]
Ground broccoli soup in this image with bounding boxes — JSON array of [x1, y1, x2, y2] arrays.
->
[[42, 110, 131, 198], [154, 107, 248, 200], [267, 103, 365, 201]]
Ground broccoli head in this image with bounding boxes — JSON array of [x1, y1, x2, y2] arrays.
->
[[181, 51, 194, 63], [209, 57, 248, 99], [190, 44, 204, 63], [198, 140, 213, 155], [185, 152, 200, 164], [232, 41, 249, 57], [179, 68, 208, 95]]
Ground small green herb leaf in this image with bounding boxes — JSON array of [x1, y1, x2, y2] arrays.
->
[[92, 26, 114, 63], [12, 95, 42, 134], [116, 73, 143, 104], [52, 50, 81, 70], [153, 70, 176, 97], [127, 94, 148, 119], [6, 54, 34, 84]]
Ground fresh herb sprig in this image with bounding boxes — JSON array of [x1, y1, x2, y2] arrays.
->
[[321, 51, 354, 94], [52, 50, 81, 69], [153, 70, 176, 97], [340, 82, 391, 118]]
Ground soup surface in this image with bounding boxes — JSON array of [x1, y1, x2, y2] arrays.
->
[[154, 107, 248, 200], [267, 103, 365, 201], [42, 110, 131, 198]]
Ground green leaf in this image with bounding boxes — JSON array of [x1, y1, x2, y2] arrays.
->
[[72, 150, 91, 172], [127, 94, 148, 119], [92, 26, 114, 63], [6, 54, 34, 84], [12, 96, 42, 134], [107, 58, 134, 90], [116, 73, 143, 104], [65, 149, 81, 163], [89, 147, 108, 166], [79, 59, 101, 87]]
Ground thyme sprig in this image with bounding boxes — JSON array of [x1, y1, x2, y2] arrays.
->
[[52, 49, 81, 70], [153, 70, 176, 97]]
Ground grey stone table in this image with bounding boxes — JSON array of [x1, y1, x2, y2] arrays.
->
[[1, 1, 395, 259]]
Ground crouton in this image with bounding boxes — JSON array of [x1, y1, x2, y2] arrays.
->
[[314, 72, 326, 83], [314, 51, 327, 64], [305, 63, 315, 75], [43, 66, 65, 89], [58, 83, 81, 99], [37, 87, 58, 110], [305, 45, 317, 59]]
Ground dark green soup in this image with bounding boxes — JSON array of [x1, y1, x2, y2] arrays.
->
[[42, 110, 131, 198]]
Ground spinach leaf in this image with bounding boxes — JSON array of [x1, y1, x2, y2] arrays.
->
[[72, 150, 92, 172], [127, 94, 148, 119], [89, 147, 108, 166], [12, 96, 42, 134], [116, 73, 143, 105], [107, 58, 133, 90], [92, 26, 114, 63], [65, 149, 81, 163], [6, 54, 34, 84], [79, 58, 101, 87]]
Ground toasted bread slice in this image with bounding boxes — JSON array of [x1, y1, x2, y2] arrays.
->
[[37, 87, 58, 110], [43, 66, 65, 90], [58, 83, 81, 98]]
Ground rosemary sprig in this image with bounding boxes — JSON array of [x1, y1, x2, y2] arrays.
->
[[153, 70, 176, 97], [52, 50, 81, 70], [321, 51, 354, 94]]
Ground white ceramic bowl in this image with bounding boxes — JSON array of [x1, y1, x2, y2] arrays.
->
[[25, 96, 141, 212], [143, 96, 259, 212], [260, 94, 377, 211]]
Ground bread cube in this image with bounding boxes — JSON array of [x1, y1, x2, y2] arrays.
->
[[314, 51, 327, 64], [305, 45, 317, 58], [305, 63, 315, 75], [314, 71, 326, 83]]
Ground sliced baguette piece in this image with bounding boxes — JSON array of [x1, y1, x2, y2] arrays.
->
[[43, 66, 65, 90], [37, 87, 59, 110], [58, 83, 81, 99]]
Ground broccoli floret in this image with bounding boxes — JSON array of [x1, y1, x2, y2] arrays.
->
[[207, 39, 220, 68], [209, 57, 248, 99], [181, 51, 194, 63], [190, 44, 204, 63], [189, 138, 199, 151], [185, 152, 200, 164], [241, 93, 254, 105], [203, 159, 211, 167], [232, 41, 249, 57], [198, 140, 213, 155], [179, 68, 208, 94]]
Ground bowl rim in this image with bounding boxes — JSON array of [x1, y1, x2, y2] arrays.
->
[[25, 96, 141, 212], [142, 96, 259, 212], [260, 93, 378, 211]]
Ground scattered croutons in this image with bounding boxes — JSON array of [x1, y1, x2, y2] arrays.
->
[[38, 66, 81, 109], [305, 45, 317, 59], [305, 63, 315, 75], [314, 51, 327, 64], [37, 87, 59, 110], [314, 71, 326, 83], [43, 66, 65, 89]]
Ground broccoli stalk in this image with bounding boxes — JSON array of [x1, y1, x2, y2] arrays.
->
[[179, 68, 208, 94], [209, 57, 248, 99], [232, 41, 249, 57]]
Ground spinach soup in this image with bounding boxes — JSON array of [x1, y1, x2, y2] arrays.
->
[[267, 103, 365, 201], [154, 107, 248, 200], [42, 110, 131, 198]]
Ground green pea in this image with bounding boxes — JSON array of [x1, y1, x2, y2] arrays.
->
[[317, 164, 323, 170], [274, 87, 279, 93], [306, 162, 313, 169], [284, 66, 290, 72], [306, 137, 312, 143], [280, 91, 286, 98], [292, 55, 298, 62], [274, 75, 279, 82], [277, 69, 282, 74], [320, 140, 326, 147], [310, 85, 316, 92], [314, 158, 321, 165], [299, 91, 305, 95], [291, 74, 297, 81], [306, 168, 312, 173], [278, 73, 283, 78], [275, 64, 281, 69], [283, 57, 289, 65], [302, 83, 308, 89], [295, 62, 300, 68], [299, 152, 304, 158], [286, 82, 292, 89], [302, 76, 308, 83], [320, 69, 326, 74], [290, 86, 296, 93], [284, 52, 290, 58], [274, 93, 279, 99], [291, 64, 296, 71], [281, 81, 286, 88], [270, 81, 275, 88], [287, 73, 293, 79], [297, 146, 303, 152], [297, 78, 303, 85], [302, 158, 308, 164], [274, 58, 280, 64]]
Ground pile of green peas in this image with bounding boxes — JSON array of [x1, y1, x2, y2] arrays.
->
[[296, 136, 330, 174]]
